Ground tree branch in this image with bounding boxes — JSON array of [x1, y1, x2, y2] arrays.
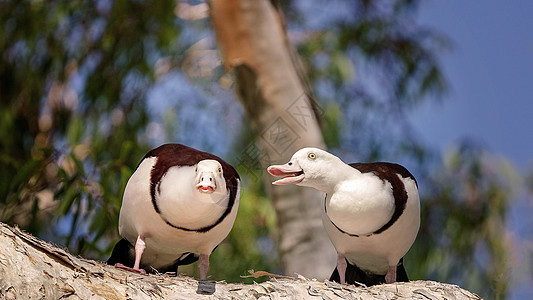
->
[[0, 222, 480, 299]]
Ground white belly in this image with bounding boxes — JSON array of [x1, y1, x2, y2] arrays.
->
[[322, 178, 420, 274]]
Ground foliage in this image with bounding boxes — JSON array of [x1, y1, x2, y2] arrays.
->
[[0, 0, 180, 255], [289, 0, 450, 163], [407, 141, 514, 299]]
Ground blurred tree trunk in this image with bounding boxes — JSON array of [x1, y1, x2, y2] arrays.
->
[[209, 0, 337, 279], [0, 222, 481, 299]]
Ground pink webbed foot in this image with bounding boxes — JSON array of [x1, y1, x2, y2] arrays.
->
[[114, 235, 148, 275]]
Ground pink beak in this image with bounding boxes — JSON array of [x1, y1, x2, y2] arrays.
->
[[267, 162, 304, 185], [196, 185, 215, 193]]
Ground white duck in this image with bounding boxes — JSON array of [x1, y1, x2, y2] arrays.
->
[[108, 144, 240, 280], [267, 148, 419, 285]]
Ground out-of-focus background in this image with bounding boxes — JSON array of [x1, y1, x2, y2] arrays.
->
[[1, 1, 531, 299]]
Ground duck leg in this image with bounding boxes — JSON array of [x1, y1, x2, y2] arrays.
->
[[198, 254, 210, 280], [337, 253, 347, 284], [385, 265, 396, 283], [129, 235, 147, 274]]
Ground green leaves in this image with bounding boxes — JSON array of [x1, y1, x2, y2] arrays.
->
[[0, 0, 176, 259], [10, 159, 42, 192], [407, 142, 515, 298]]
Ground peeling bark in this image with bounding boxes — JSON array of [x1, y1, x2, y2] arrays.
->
[[209, 0, 337, 280], [0, 222, 481, 299]]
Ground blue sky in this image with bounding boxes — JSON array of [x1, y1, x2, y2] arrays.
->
[[414, 1, 533, 298], [412, 0, 533, 168]]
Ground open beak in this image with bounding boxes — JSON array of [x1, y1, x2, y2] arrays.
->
[[267, 162, 304, 185]]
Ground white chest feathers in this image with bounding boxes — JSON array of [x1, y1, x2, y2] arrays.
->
[[327, 173, 395, 236], [156, 163, 229, 229]]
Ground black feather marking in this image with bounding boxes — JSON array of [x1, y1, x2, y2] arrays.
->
[[329, 258, 409, 286], [107, 238, 135, 267], [106, 239, 209, 274], [350, 162, 415, 234], [154, 252, 200, 274]]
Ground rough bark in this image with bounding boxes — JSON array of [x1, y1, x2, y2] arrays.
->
[[0, 222, 481, 299], [209, 0, 337, 280]]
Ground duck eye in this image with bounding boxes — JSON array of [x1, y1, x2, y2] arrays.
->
[[288, 162, 293, 166], [308, 152, 316, 160]]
